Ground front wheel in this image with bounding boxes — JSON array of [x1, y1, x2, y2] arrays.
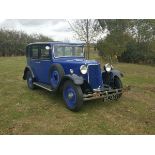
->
[[63, 81, 83, 111], [113, 76, 123, 99]]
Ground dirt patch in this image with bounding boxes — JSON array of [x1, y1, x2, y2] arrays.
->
[[123, 85, 131, 92], [143, 86, 155, 93]]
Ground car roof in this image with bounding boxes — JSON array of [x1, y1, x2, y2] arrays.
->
[[27, 41, 85, 46]]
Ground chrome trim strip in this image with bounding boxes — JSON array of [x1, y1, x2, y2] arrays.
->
[[83, 89, 123, 101]]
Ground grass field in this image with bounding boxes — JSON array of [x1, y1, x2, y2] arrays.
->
[[0, 56, 155, 134]]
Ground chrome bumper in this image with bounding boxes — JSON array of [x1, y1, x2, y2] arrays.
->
[[83, 89, 122, 101]]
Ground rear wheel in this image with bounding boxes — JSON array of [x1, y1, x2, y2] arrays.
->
[[26, 71, 35, 89], [50, 64, 64, 91], [63, 81, 83, 111]]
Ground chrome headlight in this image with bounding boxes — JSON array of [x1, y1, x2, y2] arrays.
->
[[104, 63, 112, 72], [80, 65, 88, 74]]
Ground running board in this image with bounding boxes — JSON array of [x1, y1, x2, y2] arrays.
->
[[33, 82, 53, 92]]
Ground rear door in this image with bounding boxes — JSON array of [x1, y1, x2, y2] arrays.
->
[[30, 45, 41, 82], [38, 44, 52, 84]]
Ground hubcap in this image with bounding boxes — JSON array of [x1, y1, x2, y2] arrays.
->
[[28, 77, 32, 86], [63, 85, 77, 108], [51, 70, 60, 88], [68, 92, 74, 99]]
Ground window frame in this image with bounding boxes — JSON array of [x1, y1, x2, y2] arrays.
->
[[39, 44, 51, 60], [53, 44, 85, 58], [29, 44, 52, 60], [30, 45, 39, 60]]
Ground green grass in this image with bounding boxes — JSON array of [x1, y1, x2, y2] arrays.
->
[[0, 56, 155, 134]]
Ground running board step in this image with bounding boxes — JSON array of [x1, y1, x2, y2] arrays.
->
[[33, 82, 53, 92]]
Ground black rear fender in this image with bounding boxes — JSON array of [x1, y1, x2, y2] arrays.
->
[[23, 66, 35, 80]]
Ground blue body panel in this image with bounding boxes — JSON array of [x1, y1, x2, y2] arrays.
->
[[29, 60, 52, 84], [39, 60, 51, 84], [26, 42, 103, 90], [30, 59, 41, 81], [53, 58, 102, 89]]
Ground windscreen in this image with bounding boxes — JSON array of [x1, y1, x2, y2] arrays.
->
[[54, 45, 84, 57]]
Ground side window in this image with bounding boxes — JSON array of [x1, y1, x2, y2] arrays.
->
[[31, 46, 39, 59], [54, 46, 64, 57], [40, 45, 50, 59]]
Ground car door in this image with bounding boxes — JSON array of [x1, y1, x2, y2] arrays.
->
[[30, 45, 41, 82], [39, 44, 52, 84]]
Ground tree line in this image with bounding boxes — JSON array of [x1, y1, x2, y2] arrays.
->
[[1, 20, 155, 65], [0, 29, 53, 56], [70, 19, 155, 65]]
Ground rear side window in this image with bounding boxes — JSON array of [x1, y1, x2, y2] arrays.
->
[[40, 45, 50, 59], [31, 46, 39, 59]]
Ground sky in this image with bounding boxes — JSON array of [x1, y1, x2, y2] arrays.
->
[[0, 19, 79, 42]]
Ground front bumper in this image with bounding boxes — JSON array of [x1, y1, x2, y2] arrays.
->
[[83, 88, 122, 101]]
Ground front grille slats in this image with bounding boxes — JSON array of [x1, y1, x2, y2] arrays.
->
[[88, 64, 103, 89]]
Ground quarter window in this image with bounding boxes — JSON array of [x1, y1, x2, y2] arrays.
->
[[31, 46, 39, 59]]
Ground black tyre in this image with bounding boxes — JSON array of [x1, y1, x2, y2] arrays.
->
[[63, 81, 83, 111], [26, 71, 35, 89], [113, 76, 123, 99], [49, 64, 65, 91], [113, 76, 123, 89]]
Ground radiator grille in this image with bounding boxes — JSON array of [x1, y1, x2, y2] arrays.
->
[[88, 64, 103, 89]]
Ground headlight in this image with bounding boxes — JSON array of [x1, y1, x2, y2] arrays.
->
[[104, 63, 112, 72], [80, 65, 88, 74]]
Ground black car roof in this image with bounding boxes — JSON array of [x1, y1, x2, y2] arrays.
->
[[27, 41, 85, 46]]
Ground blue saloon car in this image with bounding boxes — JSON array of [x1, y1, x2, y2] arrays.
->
[[23, 42, 123, 111]]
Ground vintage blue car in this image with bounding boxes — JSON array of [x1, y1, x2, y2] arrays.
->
[[23, 42, 123, 111]]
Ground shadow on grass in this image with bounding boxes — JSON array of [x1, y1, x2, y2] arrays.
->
[[82, 99, 121, 111]]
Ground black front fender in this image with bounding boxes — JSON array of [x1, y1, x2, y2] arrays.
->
[[102, 69, 123, 84], [110, 69, 123, 79], [60, 74, 84, 86]]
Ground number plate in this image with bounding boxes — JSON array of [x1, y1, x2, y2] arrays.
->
[[104, 93, 118, 101]]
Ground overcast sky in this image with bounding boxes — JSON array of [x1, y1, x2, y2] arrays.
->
[[0, 19, 79, 42]]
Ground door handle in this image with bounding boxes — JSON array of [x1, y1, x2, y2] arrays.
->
[[35, 61, 40, 64]]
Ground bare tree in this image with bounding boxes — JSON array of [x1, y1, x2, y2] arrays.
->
[[67, 19, 102, 59]]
